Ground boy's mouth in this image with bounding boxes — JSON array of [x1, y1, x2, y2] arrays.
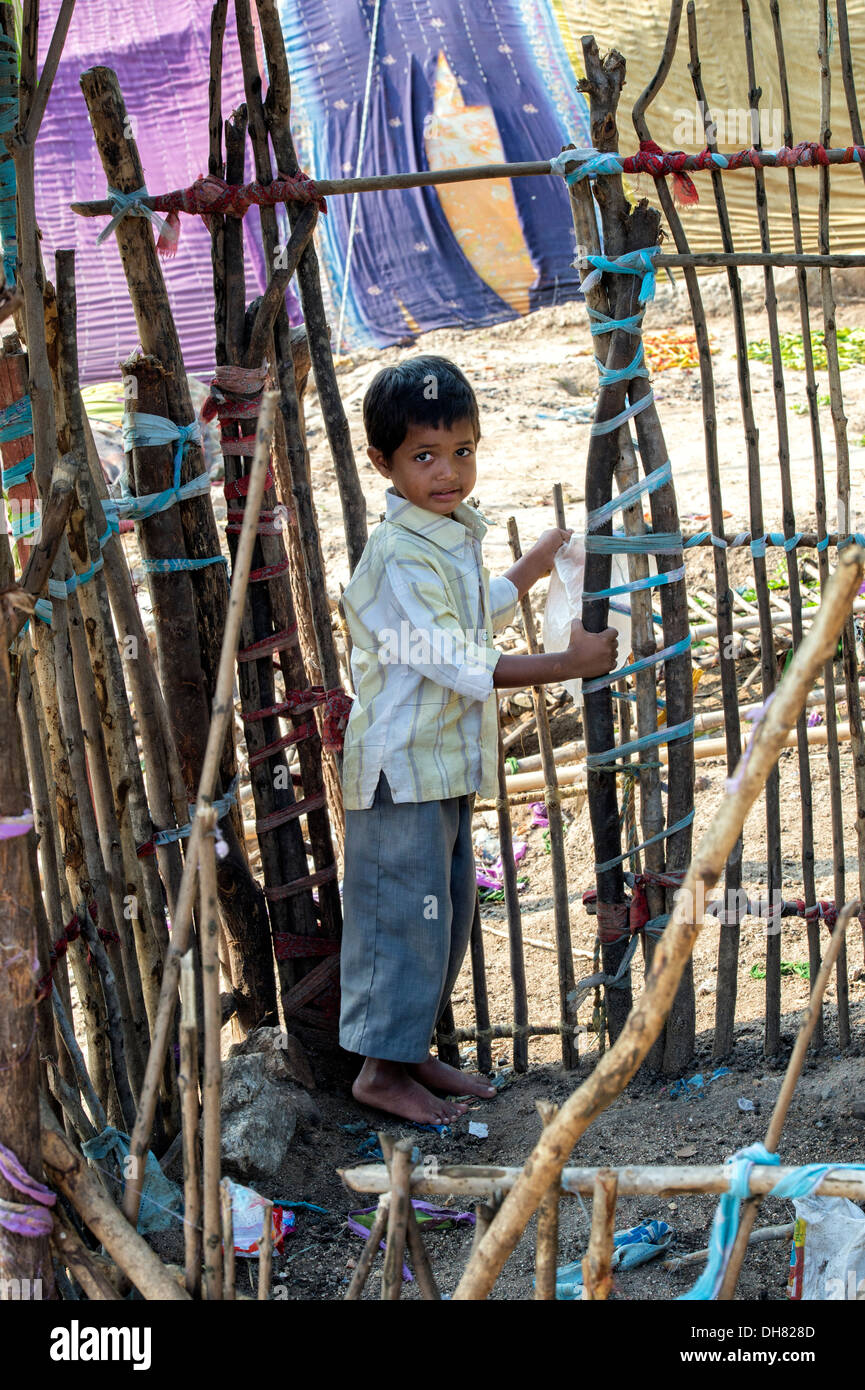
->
[[429, 486, 461, 502]]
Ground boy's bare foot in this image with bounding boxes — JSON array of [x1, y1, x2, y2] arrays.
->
[[352, 1058, 469, 1125], [410, 1055, 496, 1100]]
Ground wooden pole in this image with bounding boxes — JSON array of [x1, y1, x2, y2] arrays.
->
[[200, 816, 222, 1302], [79, 65, 272, 999], [179, 950, 202, 1298], [818, 0, 865, 994], [122, 393, 278, 1229], [342, 1161, 865, 1204], [0, 586, 53, 1294], [450, 544, 864, 1300], [70, 151, 865, 215], [380, 1136, 413, 1301], [495, 709, 529, 1073], [51, 1208, 121, 1301], [220, 1176, 235, 1300], [257, 1198, 274, 1300], [344, 1194, 389, 1300], [681, 2, 783, 1058], [716, 897, 857, 1300], [252, 0, 369, 573], [582, 1169, 618, 1300], [534, 1100, 560, 1300], [507, 517, 577, 1069]]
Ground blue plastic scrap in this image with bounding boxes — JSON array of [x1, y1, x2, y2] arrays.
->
[[669, 1066, 731, 1101], [551, 1220, 674, 1298]]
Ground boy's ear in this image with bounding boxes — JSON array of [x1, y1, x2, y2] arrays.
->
[[367, 445, 392, 479]]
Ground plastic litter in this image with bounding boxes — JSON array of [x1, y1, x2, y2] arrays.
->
[[551, 1220, 674, 1298], [542, 534, 632, 705], [669, 1066, 731, 1101], [787, 1196, 865, 1300], [737, 1097, 756, 1112], [222, 1177, 296, 1257], [468, 1121, 489, 1139]]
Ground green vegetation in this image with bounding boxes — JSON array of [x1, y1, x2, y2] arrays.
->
[[747, 327, 865, 371]]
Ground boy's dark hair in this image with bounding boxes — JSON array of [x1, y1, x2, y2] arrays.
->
[[362, 355, 480, 461]]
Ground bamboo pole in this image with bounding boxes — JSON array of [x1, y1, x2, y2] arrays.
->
[[581, 1169, 618, 1301], [179, 950, 202, 1299], [122, 393, 278, 1229], [40, 1098, 190, 1301], [716, 898, 856, 1300], [200, 816, 222, 1302], [258, 1199, 274, 1300], [449, 543, 864, 1300], [534, 1101, 560, 1301], [344, 1194, 389, 1300], [507, 516, 577, 1069], [381, 1137, 413, 1301]]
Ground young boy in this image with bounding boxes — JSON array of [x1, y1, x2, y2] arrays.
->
[[339, 355, 618, 1124]]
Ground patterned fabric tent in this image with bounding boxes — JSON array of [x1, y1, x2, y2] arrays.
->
[[34, 0, 590, 379]]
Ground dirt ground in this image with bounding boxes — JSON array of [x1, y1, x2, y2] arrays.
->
[[153, 267, 865, 1301]]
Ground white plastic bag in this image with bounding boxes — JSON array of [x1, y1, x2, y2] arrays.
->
[[787, 1195, 865, 1300], [542, 534, 631, 705]]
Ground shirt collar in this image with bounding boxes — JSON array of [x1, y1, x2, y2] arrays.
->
[[384, 487, 487, 551]]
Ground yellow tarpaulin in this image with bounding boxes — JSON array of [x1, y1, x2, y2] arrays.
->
[[558, 0, 865, 254]]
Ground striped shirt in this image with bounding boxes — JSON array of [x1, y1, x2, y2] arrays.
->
[[341, 488, 518, 809]]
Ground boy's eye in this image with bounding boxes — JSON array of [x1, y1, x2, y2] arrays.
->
[[456, 447, 474, 457], [414, 452, 434, 463]]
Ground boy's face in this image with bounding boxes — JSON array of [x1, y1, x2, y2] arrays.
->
[[368, 418, 478, 516]]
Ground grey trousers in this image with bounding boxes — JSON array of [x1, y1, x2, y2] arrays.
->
[[339, 774, 476, 1063]]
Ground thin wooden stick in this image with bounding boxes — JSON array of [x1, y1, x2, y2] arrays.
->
[[381, 1137, 413, 1300], [661, 1222, 794, 1271], [450, 543, 865, 1300], [818, 3, 863, 1015], [121, 392, 278, 1229], [716, 898, 857, 1301], [534, 1101, 560, 1300], [220, 1177, 235, 1300], [70, 150, 865, 215], [179, 951, 202, 1298], [468, 897, 492, 1075], [341, 1161, 865, 1203], [201, 820, 223, 1302], [471, 1189, 503, 1256], [507, 516, 577, 1069], [52, 1208, 121, 1302], [404, 1203, 441, 1301], [495, 709, 529, 1072], [258, 1199, 274, 1300], [344, 1195, 389, 1300], [582, 1168, 618, 1300]]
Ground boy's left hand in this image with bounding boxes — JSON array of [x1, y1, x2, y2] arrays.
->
[[531, 527, 572, 574]]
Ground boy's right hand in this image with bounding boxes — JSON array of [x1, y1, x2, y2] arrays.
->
[[566, 619, 619, 679]]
